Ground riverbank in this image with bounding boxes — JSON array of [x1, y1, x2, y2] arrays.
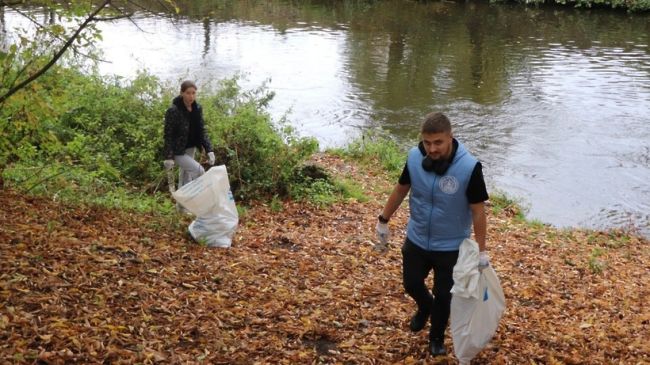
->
[[1, 154, 648, 364]]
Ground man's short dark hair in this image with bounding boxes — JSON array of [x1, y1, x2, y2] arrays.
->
[[421, 112, 452, 135], [180, 80, 197, 92]]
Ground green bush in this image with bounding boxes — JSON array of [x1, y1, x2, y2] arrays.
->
[[56, 71, 169, 186], [204, 77, 320, 201], [0, 66, 169, 187], [490, 0, 650, 11], [1, 66, 324, 204]]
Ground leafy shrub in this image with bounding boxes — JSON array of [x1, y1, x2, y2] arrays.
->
[[489, 0, 650, 10], [0, 66, 169, 187], [56, 71, 169, 186], [203, 77, 320, 201], [1, 67, 323, 204]]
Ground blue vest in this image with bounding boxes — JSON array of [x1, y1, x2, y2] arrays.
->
[[406, 141, 477, 251]]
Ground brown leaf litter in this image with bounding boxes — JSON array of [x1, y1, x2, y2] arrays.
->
[[1, 154, 648, 364]]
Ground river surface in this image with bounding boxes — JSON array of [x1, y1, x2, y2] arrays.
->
[[3, 1, 650, 237]]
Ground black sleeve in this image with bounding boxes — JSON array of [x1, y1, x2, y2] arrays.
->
[[466, 162, 489, 204], [398, 162, 410, 185], [198, 107, 213, 153]]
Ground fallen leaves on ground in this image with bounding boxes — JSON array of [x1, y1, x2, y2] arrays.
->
[[1, 154, 648, 364]]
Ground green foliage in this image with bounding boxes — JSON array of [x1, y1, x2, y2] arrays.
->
[[294, 164, 365, 206], [489, 192, 525, 218], [629, 0, 650, 11], [0, 1, 110, 105], [274, 164, 336, 205], [290, 178, 341, 206], [334, 132, 405, 180], [1, 66, 326, 206], [1, 1, 331, 210], [236, 204, 249, 219], [0, 68, 64, 166], [204, 77, 319, 201], [0, 1, 184, 106], [588, 247, 606, 273], [56, 71, 168, 185], [2, 160, 175, 215], [0, 66, 168, 188], [527, 219, 547, 230], [335, 178, 369, 203], [270, 195, 284, 212], [490, 0, 650, 11]]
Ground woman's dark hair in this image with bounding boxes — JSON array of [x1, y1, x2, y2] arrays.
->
[[180, 80, 197, 92]]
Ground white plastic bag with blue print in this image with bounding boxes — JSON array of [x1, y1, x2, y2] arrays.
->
[[449, 239, 505, 365], [450, 243, 505, 364], [172, 165, 238, 248]]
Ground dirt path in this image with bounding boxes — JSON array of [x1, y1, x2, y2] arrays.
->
[[1, 155, 648, 364]]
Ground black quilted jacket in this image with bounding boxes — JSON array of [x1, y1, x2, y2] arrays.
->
[[163, 96, 213, 159]]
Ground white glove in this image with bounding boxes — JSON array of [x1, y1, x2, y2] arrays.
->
[[479, 251, 490, 270], [375, 221, 389, 249], [163, 159, 175, 171], [207, 151, 215, 166]]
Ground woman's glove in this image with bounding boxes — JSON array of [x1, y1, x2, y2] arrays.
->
[[208, 151, 215, 166], [163, 159, 175, 171]]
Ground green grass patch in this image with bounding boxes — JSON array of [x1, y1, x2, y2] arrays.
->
[[588, 247, 606, 274], [328, 132, 405, 180], [335, 178, 369, 203], [489, 192, 524, 217], [270, 195, 283, 212], [236, 204, 249, 217], [2, 161, 175, 216]]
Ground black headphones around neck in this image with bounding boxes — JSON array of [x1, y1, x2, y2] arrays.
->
[[422, 156, 451, 175]]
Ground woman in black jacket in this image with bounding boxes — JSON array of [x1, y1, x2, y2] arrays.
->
[[163, 80, 215, 190]]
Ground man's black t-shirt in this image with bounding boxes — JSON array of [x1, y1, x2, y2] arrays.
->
[[398, 140, 489, 204]]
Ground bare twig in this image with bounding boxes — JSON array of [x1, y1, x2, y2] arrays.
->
[[25, 169, 68, 193]]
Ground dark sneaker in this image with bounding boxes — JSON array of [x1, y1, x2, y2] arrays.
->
[[409, 309, 430, 332], [429, 339, 447, 356]]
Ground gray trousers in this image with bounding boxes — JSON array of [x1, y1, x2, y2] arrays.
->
[[174, 147, 205, 188]]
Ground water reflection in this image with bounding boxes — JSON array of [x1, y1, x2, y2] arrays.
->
[[202, 18, 211, 58], [3, 0, 649, 236]]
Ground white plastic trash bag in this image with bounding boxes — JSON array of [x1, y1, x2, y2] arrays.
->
[[172, 165, 232, 217], [172, 165, 238, 248], [450, 239, 506, 365], [451, 238, 482, 299], [188, 214, 236, 248]]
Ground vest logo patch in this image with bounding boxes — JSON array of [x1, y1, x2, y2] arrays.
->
[[439, 176, 459, 194]]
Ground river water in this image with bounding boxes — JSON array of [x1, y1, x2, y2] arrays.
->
[[3, 1, 650, 236]]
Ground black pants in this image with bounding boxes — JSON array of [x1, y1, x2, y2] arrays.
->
[[401, 238, 459, 341]]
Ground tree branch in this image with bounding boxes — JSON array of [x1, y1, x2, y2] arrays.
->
[[0, 0, 112, 106], [7, 6, 111, 64]]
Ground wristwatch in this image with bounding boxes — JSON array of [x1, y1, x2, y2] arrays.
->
[[378, 214, 389, 224]]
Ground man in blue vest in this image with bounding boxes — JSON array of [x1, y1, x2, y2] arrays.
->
[[376, 112, 489, 357]]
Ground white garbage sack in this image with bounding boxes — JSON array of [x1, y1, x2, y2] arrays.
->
[[450, 239, 506, 365], [451, 238, 482, 299], [172, 165, 238, 248]]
